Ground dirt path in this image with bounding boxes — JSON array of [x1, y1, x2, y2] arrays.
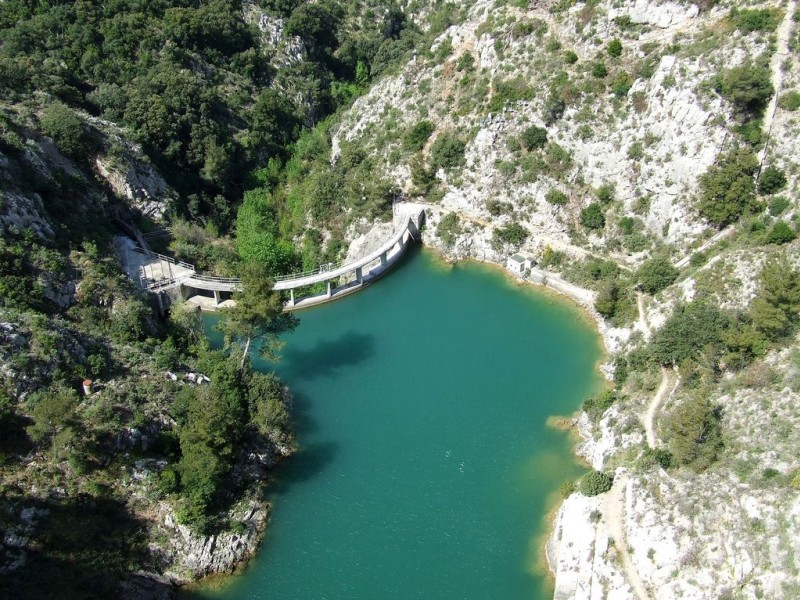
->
[[600, 473, 652, 600], [759, 1, 796, 166]]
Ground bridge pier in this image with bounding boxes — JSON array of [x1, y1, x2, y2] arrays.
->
[[380, 251, 387, 267], [213, 290, 221, 306], [288, 289, 295, 307], [326, 281, 332, 298], [355, 266, 362, 284]]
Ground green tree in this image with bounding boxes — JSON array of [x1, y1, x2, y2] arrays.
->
[[403, 120, 435, 152], [580, 203, 606, 230], [248, 372, 291, 440], [594, 279, 620, 318], [235, 189, 299, 274], [697, 147, 758, 228], [758, 165, 787, 195], [520, 125, 548, 150], [25, 386, 79, 444], [750, 254, 800, 340], [592, 62, 607, 78], [717, 62, 774, 118], [649, 301, 728, 366], [637, 256, 679, 295], [40, 103, 93, 160], [665, 395, 722, 472], [429, 133, 466, 171], [220, 262, 299, 370]]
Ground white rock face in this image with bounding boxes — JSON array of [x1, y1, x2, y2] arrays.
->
[[96, 152, 174, 220], [608, 1, 700, 29]]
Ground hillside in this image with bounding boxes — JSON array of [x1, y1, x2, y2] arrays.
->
[[2, 0, 800, 598]]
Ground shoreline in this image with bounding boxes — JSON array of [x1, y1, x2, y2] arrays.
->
[[418, 243, 610, 590]]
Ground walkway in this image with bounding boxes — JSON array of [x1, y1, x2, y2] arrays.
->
[[119, 209, 424, 310]]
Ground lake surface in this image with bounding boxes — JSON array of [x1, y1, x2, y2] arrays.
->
[[192, 248, 602, 600]]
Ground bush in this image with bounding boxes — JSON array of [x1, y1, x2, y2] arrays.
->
[[730, 8, 781, 33], [649, 301, 728, 366], [767, 221, 796, 245], [596, 183, 615, 204], [436, 212, 462, 246], [520, 125, 548, 150], [665, 396, 723, 472], [778, 91, 800, 111], [591, 62, 608, 78], [758, 165, 787, 195], [628, 141, 644, 160], [582, 389, 617, 420], [492, 223, 529, 248], [579, 471, 613, 496], [40, 103, 94, 161], [611, 72, 633, 98], [637, 256, 679, 295], [558, 480, 576, 498], [564, 50, 578, 64], [594, 280, 620, 318], [545, 188, 568, 205], [768, 196, 791, 216], [697, 147, 758, 228], [429, 133, 467, 171], [580, 203, 606, 230], [403, 120, 435, 152], [607, 38, 622, 57], [750, 254, 800, 340]]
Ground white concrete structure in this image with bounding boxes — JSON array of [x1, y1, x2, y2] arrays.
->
[[506, 253, 532, 276]]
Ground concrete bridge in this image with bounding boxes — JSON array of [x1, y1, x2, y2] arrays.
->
[[122, 209, 424, 311]]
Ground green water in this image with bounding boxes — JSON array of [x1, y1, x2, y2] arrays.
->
[[193, 249, 602, 600]]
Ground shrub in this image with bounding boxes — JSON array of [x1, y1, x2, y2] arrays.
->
[[594, 279, 620, 318], [607, 38, 623, 57], [564, 50, 578, 64], [520, 125, 548, 150], [628, 141, 644, 160], [592, 62, 608, 78], [580, 203, 606, 230], [665, 396, 723, 472], [637, 256, 679, 294], [697, 147, 758, 228], [40, 103, 94, 161], [558, 480, 576, 498], [430, 133, 467, 171], [403, 120, 435, 152], [649, 301, 728, 366], [579, 471, 613, 496], [778, 90, 800, 111], [767, 221, 796, 245], [758, 165, 787, 195], [545, 188, 568, 205], [596, 183, 615, 204], [768, 196, 790, 216], [730, 8, 781, 33], [436, 212, 462, 246], [751, 254, 800, 340], [611, 72, 633, 98], [582, 389, 617, 420], [492, 223, 529, 248]]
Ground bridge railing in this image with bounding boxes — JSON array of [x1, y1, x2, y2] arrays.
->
[[188, 273, 241, 285], [133, 246, 195, 271], [274, 262, 339, 282]]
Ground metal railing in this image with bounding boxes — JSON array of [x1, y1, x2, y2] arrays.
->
[[133, 246, 195, 271]]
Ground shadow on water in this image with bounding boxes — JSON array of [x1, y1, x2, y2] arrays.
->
[[268, 441, 339, 493], [279, 331, 375, 382]]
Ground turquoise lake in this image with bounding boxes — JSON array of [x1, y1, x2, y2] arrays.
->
[[191, 248, 602, 600]]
